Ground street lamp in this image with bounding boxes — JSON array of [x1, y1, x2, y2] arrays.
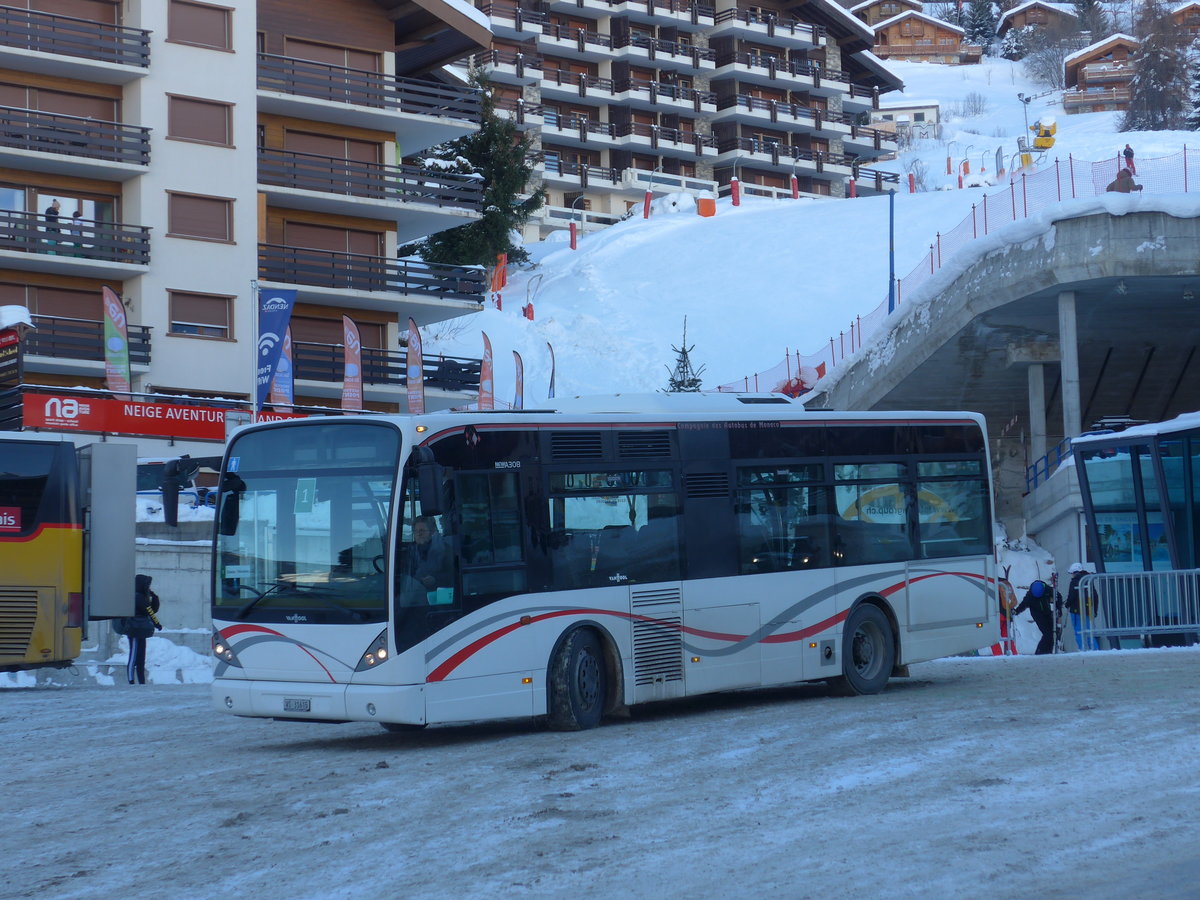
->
[[569, 192, 586, 249], [1017, 92, 1032, 139]]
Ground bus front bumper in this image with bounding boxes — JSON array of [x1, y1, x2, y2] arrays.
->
[[212, 678, 426, 725]]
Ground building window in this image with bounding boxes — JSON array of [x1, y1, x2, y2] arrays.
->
[[167, 96, 233, 146], [914, 111, 925, 121], [167, 192, 234, 242], [167, 1, 233, 51], [169, 290, 233, 338]]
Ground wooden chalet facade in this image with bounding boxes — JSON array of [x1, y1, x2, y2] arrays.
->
[[1063, 34, 1138, 114], [871, 10, 982, 64]]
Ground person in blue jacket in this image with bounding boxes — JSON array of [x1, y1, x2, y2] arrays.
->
[[1012, 579, 1055, 655]]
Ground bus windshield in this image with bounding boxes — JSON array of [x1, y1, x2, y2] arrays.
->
[[214, 421, 400, 623]]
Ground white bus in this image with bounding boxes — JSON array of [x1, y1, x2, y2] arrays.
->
[[210, 394, 999, 730]]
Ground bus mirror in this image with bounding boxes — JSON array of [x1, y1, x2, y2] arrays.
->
[[418, 461, 444, 517], [218, 473, 245, 536], [161, 457, 185, 528]]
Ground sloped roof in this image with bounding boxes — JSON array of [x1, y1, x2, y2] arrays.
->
[[1064, 32, 1139, 66], [849, 0, 922, 13], [999, 0, 1079, 26], [873, 9, 965, 34], [846, 48, 906, 92]]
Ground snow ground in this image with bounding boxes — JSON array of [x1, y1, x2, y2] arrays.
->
[[5, 647, 1199, 899], [423, 59, 1200, 403]]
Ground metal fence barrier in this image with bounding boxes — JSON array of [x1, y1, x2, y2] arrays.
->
[[1079, 570, 1200, 649]]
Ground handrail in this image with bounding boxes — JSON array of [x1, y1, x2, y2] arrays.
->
[[24, 314, 151, 365], [613, 76, 716, 105], [257, 148, 483, 210], [0, 106, 150, 164], [0, 5, 150, 67], [1079, 570, 1200, 647], [712, 7, 823, 40], [257, 53, 481, 122], [0, 209, 150, 265], [258, 244, 486, 302], [1025, 436, 1074, 492]]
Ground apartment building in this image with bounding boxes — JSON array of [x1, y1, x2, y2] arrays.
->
[[466, 0, 903, 233], [0, 0, 490, 454]]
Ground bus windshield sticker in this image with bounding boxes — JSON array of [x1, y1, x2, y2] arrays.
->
[[294, 477, 316, 513], [224, 564, 252, 579], [227, 457, 240, 472]]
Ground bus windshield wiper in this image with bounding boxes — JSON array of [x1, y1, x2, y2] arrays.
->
[[234, 582, 285, 620]]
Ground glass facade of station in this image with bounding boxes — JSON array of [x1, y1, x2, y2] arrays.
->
[[1074, 420, 1200, 573]]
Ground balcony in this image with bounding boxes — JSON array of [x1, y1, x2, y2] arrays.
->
[[493, 96, 545, 130], [258, 149, 483, 243], [540, 69, 618, 104], [711, 53, 849, 96], [0, 209, 149, 277], [541, 24, 613, 60], [715, 136, 854, 179], [258, 244, 486, 318], [612, 77, 716, 114], [709, 8, 822, 48], [543, 111, 620, 149], [1063, 86, 1130, 112], [539, 155, 622, 190], [0, 6, 149, 81], [1078, 62, 1133, 85], [0, 106, 148, 180], [257, 53, 481, 147], [478, 1, 546, 38], [20, 314, 151, 376], [843, 83, 882, 114], [613, 0, 714, 28], [461, 47, 544, 85], [874, 42, 981, 65], [711, 94, 827, 131], [840, 121, 898, 158], [611, 34, 716, 72], [292, 340, 481, 393], [614, 122, 717, 157]]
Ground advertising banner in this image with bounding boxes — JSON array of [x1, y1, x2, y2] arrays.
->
[[101, 286, 131, 395], [478, 332, 494, 410], [0, 328, 21, 388], [256, 288, 296, 411], [547, 341, 556, 400], [267, 327, 294, 413], [512, 350, 524, 411], [22, 392, 303, 441], [340, 315, 362, 411], [406, 317, 425, 415]]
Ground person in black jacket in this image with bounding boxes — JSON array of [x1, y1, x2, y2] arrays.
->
[[1065, 563, 1099, 651], [126, 574, 163, 685], [1012, 579, 1055, 655]]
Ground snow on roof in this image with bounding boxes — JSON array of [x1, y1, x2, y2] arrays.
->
[[848, 49, 905, 92], [443, 0, 491, 33], [999, 0, 1079, 24], [879, 98, 939, 109], [874, 9, 964, 34], [1064, 33, 1139, 66], [849, 0, 921, 12], [0, 305, 33, 330], [1172, 0, 1200, 12], [1071, 411, 1200, 446], [808, 0, 876, 44]]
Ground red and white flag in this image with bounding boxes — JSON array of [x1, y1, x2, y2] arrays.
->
[[406, 317, 425, 415], [478, 332, 494, 410]]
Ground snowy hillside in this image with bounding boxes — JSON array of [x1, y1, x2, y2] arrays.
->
[[424, 59, 1197, 402]]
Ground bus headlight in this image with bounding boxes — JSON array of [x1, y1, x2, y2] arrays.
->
[[356, 629, 391, 672], [212, 629, 244, 668]]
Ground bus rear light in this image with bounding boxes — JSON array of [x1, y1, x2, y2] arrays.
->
[[356, 629, 391, 672], [67, 593, 83, 628]]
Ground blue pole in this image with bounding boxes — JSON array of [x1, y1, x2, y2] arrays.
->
[[887, 190, 896, 314]]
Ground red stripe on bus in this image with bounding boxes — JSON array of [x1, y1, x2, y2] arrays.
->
[[218, 622, 337, 682]]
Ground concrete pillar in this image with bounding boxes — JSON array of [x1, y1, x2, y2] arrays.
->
[[1058, 290, 1082, 438], [1028, 362, 1046, 464]]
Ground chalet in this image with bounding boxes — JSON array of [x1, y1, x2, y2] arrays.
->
[[849, 0, 923, 27], [872, 10, 982, 64], [872, 100, 940, 141], [1063, 34, 1139, 114], [1171, 1, 1200, 37], [997, 0, 1078, 36]]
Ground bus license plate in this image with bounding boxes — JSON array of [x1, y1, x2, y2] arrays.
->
[[283, 698, 311, 713]]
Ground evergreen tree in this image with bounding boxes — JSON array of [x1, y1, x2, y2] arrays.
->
[[1187, 58, 1200, 130], [964, 0, 997, 50], [1122, 0, 1190, 131], [407, 70, 544, 266], [1072, 0, 1109, 40], [1001, 24, 1034, 60], [664, 318, 705, 392]]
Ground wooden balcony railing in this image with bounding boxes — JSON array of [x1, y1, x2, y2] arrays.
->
[[292, 340, 481, 390], [712, 8, 821, 41], [717, 136, 857, 169], [1063, 87, 1130, 108], [615, 122, 718, 151], [24, 314, 151, 364], [0, 5, 149, 67], [540, 155, 621, 186], [715, 51, 847, 83], [478, 2, 547, 26], [544, 111, 617, 139], [614, 33, 717, 62], [0, 210, 149, 264], [258, 149, 483, 211], [540, 68, 616, 94], [258, 244, 485, 302], [614, 77, 716, 107], [543, 24, 613, 49], [257, 54, 481, 122], [466, 47, 545, 74], [0, 106, 149, 165]]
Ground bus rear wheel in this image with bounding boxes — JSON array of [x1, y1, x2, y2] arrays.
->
[[830, 604, 894, 697], [548, 628, 606, 731]]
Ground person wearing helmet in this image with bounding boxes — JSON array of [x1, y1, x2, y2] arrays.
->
[[1065, 563, 1099, 651], [1012, 578, 1055, 654]]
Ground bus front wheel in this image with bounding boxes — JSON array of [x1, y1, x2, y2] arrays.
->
[[547, 628, 606, 731], [830, 604, 894, 697]]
